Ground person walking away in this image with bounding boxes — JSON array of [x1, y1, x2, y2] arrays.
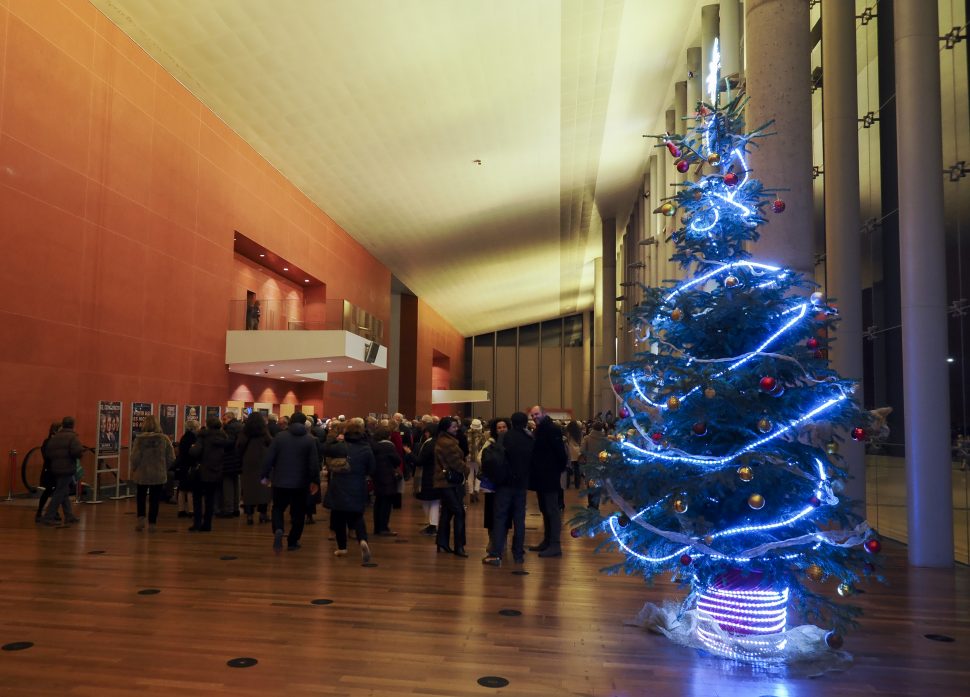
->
[[565, 420, 584, 490], [130, 414, 174, 532], [260, 412, 320, 553], [218, 410, 243, 517], [414, 426, 440, 536], [238, 412, 272, 524], [483, 412, 532, 565], [326, 418, 375, 561], [372, 426, 402, 535], [527, 405, 567, 557], [433, 417, 469, 557], [465, 419, 486, 504], [35, 422, 61, 523], [477, 417, 510, 554], [41, 416, 83, 526], [188, 417, 228, 532], [173, 420, 199, 518]]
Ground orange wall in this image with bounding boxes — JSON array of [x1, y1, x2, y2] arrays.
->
[[415, 299, 465, 417], [0, 0, 408, 473]]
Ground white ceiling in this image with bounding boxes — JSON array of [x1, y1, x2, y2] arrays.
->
[[91, 0, 700, 336]]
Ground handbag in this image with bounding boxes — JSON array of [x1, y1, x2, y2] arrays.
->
[[444, 467, 465, 487], [326, 456, 349, 473]]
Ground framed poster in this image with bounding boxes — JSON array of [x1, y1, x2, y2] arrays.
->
[[205, 405, 222, 423], [131, 402, 154, 443], [183, 405, 201, 427], [159, 403, 178, 440], [97, 401, 122, 456]]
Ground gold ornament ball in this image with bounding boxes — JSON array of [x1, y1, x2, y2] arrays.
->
[[704, 534, 714, 545], [703, 387, 716, 399], [748, 493, 766, 510], [693, 190, 703, 201], [670, 308, 683, 321], [616, 434, 625, 442], [807, 564, 824, 582], [673, 498, 689, 514], [826, 441, 840, 455], [757, 417, 772, 433], [660, 201, 677, 217], [737, 465, 754, 482], [707, 152, 721, 166], [837, 582, 853, 597], [598, 450, 609, 462], [627, 428, 636, 437], [666, 395, 681, 410], [724, 275, 739, 288]]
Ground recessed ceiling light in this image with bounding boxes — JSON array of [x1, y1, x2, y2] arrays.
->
[[326, 360, 332, 364], [347, 365, 353, 369], [259, 253, 265, 257], [269, 364, 275, 367], [304, 279, 310, 283], [301, 379, 306, 382], [295, 369, 301, 372], [283, 267, 289, 271]]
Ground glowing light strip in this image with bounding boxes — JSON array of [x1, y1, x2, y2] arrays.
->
[[607, 516, 689, 563], [706, 38, 720, 103], [663, 261, 782, 304], [690, 207, 720, 233], [697, 586, 789, 634], [724, 303, 807, 371], [713, 192, 755, 217], [620, 393, 848, 466], [732, 147, 750, 189]]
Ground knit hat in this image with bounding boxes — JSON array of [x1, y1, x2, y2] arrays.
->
[[470, 419, 483, 431]]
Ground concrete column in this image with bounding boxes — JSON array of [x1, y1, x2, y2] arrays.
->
[[596, 218, 618, 416], [649, 154, 660, 288], [702, 5, 720, 103], [745, 0, 813, 280], [675, 80, 688, 273], [821, 0, 865, 505], [894, 0, 952, 567], [388, 292, 401, 414], [719, 0, 742, 80], [687, 46, 703, 120], [664, 108, 677, 282]]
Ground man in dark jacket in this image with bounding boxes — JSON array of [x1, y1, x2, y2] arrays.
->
[[219, 410, 244, 517], [41, 416, 83, 525], [260, 412, 320, 553], [528, 405, 568, 557], [484, 411, 533, 565]]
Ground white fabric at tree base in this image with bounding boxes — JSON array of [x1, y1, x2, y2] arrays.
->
[[630, 601, 852, 675]]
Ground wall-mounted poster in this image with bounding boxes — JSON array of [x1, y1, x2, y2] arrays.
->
[[184, 405, 201, 427], [131, 402, 154, 443], [205, 405, 222, 423], [97, 401, 122, 456], [159, 404, 178, 440]]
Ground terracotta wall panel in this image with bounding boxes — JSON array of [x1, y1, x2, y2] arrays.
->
[[0, 1, 461, 485]]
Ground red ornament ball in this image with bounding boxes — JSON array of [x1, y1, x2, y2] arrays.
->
[[619, 407, 629, 418], [692, 422, 708, 436], [825, 631, 844, 650], [666, 141, 681, 158], [679, 554, 692, 566], [759, 376, 777, 392], [772, 198, 786, 213], [570, 528, 582, 539], [650, 432, 663, 444], [851, 427, 866, 441], [723, 172, 739, 186], [806, 338, 819, 350], [676, 159, 690, 173], [864, 539, 882, 554], [618, 514, 630, 528]]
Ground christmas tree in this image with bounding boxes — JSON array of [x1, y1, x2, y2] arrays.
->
[[574, 92, 883, 663]]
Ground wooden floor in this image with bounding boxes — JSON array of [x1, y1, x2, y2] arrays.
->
[[1, 489, 968, 697]]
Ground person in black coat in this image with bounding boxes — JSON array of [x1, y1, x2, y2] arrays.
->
[[484, 412, 533, 565], [218, 412, 244, 517], [41, 416, 83, 525], [35, 422, 61, 523], [413, 426, 439, 536], [188, 418, 228, 532], [173, 420, 199, 518], [371, 426, 402, 535], [527, 405, 568, 557], [325, 418, 375, 561], [260, 412, 320, 553]]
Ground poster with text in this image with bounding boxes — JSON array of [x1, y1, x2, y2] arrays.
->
[[159, 403, 178, 440], [183, 405, 201, 427], [131, 402, 154, 444], [97, 401, 122, 456], [205, 405, 222, 423]]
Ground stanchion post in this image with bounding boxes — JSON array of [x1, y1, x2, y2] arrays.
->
[[6, 450, 15, 501]]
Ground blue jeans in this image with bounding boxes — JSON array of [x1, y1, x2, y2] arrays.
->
[[490, 487, 526, 560]]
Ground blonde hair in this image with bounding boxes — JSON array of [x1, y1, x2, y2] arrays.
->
[[141, 414, 161, 433], [344, 417, 366, 437], [184, 420, 200, 433]]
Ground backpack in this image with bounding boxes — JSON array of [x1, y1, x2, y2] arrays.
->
[[480, 441, 511, 487]]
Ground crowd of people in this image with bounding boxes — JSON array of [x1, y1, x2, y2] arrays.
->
[[37, 407, 617, 566]]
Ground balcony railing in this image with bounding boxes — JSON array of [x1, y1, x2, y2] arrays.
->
[[228, 298, 383, 343]]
